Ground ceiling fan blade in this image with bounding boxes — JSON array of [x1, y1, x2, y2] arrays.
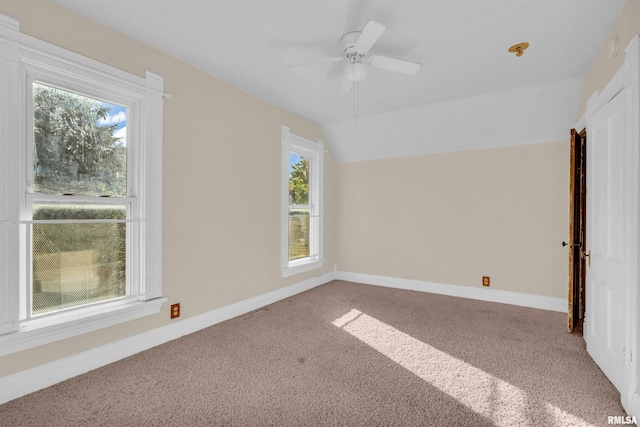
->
[[339, 75, 353, 95], [368, 55, 422, 76], [354, 20, 386, 55], [289, 57, 343, 68]]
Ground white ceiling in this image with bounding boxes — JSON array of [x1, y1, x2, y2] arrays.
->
[[54, 0, 626, 162]]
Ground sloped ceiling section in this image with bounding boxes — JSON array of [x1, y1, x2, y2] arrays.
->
[[323, 77, 583, 162], [53, 0, 625, 162]]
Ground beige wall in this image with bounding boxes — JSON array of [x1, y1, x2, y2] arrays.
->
[[336, 141, 569, 299], [0, 0, 337, 376], [577, 0, 640, 403]]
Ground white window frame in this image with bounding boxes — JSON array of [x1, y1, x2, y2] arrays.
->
[[0, 14, 165, 356], [280, 126, 324, 277]]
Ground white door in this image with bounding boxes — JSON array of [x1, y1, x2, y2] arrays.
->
[[585, 88, 632, 394]]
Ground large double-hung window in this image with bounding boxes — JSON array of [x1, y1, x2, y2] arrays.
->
[[0, 15, 164, 355], [280, 126, 324, 277]]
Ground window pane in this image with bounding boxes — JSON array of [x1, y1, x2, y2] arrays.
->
[[288, 208, 309, 260], [289, 153, 309, 205], [33, 83, 127, 197], [32, 204, 126, 315]]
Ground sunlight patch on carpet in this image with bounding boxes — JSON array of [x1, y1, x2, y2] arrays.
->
[[332, 309, 594, 427]]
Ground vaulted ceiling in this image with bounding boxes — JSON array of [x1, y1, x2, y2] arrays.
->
[[54, 0, 626, 162]]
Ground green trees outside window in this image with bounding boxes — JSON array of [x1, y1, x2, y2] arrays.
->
[[288, 154, 310, 260], [31, 83, 128, 314]]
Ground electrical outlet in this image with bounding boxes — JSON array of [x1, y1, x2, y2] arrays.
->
[[170, 303, 180, 319], [482, 276, 490, 287]]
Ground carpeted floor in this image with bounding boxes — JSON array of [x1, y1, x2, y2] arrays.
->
[[0, 280, 630, 426]]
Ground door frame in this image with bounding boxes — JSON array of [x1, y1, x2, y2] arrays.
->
[[567, 128, 586, 333], [576, 34, 639, 416]]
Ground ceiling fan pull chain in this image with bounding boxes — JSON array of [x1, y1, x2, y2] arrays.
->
[[356, 82, 359, 125], [354, 81, 359, 126], [353, 62, 358, 125]]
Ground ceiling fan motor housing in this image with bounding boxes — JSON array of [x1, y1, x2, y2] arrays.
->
[[341, 31, 362, 55], [342, 31, 366, 82]]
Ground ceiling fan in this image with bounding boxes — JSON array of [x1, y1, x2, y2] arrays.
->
[[290, 20, 422, 95]]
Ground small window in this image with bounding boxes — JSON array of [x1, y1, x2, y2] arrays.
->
[[281, 126, 324, 277]]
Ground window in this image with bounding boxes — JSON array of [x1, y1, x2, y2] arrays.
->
[[281, 126, 324, 277], [0, 15, 164, 355], [31, 84, 129, 315]]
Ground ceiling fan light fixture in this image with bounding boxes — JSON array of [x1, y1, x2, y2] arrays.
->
[[347, 62, 367, 81]]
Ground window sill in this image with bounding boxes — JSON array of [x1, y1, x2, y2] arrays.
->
[[281, 259, 325, 278], [0, 297, 167, 356]]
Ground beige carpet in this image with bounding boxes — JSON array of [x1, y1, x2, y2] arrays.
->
[[0, 280, 630, 426]]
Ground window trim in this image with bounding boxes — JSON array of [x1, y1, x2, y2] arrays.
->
[[0, 14, 165, 355], [280, 126, 324, 278]]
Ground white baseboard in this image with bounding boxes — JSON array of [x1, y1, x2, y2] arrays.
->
[[336, 271, 567, 313], [0, 271, 336, 405]]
